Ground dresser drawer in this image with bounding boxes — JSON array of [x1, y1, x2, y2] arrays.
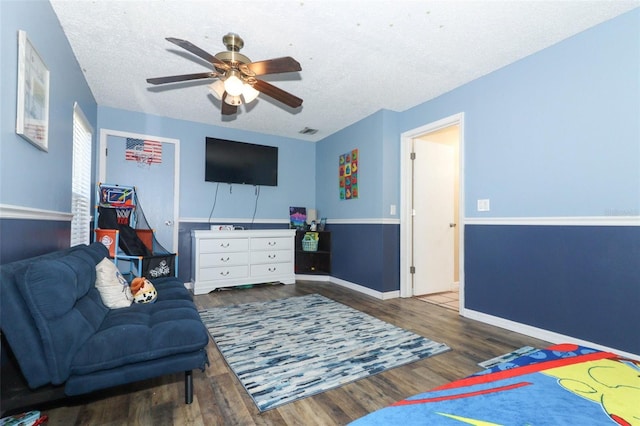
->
[[200, 237, 249, 253], [250, 250, 292, 265], [251, 262, 293, 277], [199, 265, 249, 281], [250, 237, 291, 251], [200, 251, 249, 267]]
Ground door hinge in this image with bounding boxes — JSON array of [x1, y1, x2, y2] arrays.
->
[[410, 152, 416, 160], [105, 148, 108, 156], [410, 266, 416, 274]]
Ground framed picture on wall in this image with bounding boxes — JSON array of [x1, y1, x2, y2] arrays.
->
[[16, 30, 50, 152], [289, 207, 307, 230]]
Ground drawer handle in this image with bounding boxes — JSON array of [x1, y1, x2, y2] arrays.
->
[[220, 242, 230, 248], [268, 254, 276, 259], [268, 241, 277, 246], [220, 271, 230, 276], [220, 256, 230, 262], [268, 267, 276, 272]]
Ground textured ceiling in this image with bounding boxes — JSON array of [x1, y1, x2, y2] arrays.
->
[[50, 0, 638, 142]]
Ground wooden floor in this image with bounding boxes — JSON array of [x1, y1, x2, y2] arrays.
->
[[36, 281, 550, 425]]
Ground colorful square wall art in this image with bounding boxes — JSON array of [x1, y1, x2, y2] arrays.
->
[[339, 149, 358, 200]]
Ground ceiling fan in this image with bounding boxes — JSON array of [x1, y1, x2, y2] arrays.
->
[[146, 33, 303, 116]]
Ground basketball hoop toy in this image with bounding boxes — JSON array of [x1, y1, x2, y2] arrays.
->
[[115, 207, 133, 224], [100, 185, 136, 225], [133, 145, 153, 169]]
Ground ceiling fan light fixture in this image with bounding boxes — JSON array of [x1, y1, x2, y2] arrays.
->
[[242, 84, 260, 103], [207, 80, 225, 100], [224, 72, 244, 96], [224, 94, 242, 106], [148, 34, 303, 116]]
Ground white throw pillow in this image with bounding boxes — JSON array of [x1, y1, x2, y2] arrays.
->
[[95, 257, 132, 309]]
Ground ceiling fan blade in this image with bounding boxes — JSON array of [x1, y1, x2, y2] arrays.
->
[[240, 57, 301, 76], [252, 79, 303, 108], [146, 72, 216, 85], [221, 93, 238, 115], [165, 37, 229, 71]]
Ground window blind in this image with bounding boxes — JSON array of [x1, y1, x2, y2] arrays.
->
[[70, 103, 93, 247]]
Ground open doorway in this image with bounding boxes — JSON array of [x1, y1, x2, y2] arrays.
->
[[98, 129, 180, 253], [400, 113, 464, 313]]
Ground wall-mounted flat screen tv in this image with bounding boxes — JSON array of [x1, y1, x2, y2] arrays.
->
[[205, 137, 278, 186]]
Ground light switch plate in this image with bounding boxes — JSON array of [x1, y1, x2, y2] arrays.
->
[[477, 199, 490, 212]]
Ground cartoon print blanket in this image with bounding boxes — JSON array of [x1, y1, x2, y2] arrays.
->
[[350, 344, 639, 425]]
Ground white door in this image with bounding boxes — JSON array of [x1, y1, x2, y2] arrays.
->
[[412, 140, 455, 295], [103, 134, 177, 251]]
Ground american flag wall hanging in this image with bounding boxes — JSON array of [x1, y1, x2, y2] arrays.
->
[[125, 138, 162, 164]]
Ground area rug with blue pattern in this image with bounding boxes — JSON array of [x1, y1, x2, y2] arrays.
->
[[199, 293, 450, 411]]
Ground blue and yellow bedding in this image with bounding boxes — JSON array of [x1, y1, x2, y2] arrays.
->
[[350, 344, 639, 425]]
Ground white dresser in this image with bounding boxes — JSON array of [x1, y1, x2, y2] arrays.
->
[[191, 229, 296, 295]]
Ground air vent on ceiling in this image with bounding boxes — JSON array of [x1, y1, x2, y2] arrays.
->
[[299, 127, 318, 135]]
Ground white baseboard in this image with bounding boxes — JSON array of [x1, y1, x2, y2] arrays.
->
[[296, 274, 399, 300], [295, 274, 332, 282], [463, 308, 640, 361], [329, 277, 400, 300]]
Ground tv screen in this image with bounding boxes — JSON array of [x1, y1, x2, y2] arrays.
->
[[205, 137, 278, 186]]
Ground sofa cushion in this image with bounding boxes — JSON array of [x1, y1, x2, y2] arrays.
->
[[70, 279, 209, 376], [17, 250, 109, 384], [95, 257, 132, 308], [152, 276, 195, 302]]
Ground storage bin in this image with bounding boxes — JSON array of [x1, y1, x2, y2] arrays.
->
[[302, 233, 319, 252]]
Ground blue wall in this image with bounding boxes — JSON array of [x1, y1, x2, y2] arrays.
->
[[316, 110, 401, 220], [465, 225, 640, 354], [399, 10, 639, 217], [97, 107, 316, 220], [0, 0, 97, 259], [392, 9, 639, 354], [1, 1, 97, 211], [328, 223, 400, 293], [313, 9, 639, 354], [314, 110, 401, 291]]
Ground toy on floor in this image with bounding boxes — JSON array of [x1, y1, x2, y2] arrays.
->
[[0, 410, 48, 425]]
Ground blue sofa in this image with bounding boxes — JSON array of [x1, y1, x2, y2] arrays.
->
[[0, 242, 209, 409]]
